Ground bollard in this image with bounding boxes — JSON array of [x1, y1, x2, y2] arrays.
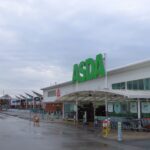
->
[[102, 119, 110, 137], [118, 122, 122, 142]]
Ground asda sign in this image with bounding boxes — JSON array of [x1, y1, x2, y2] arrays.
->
[[72, 54, 106, 83]]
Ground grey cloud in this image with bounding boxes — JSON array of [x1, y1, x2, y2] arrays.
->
[[1, 0, 150, 96]]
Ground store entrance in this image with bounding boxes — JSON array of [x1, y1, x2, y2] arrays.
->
[[78, 103, 106, 122], [78, 102, 94, 122], [95, 105, 106, 116]]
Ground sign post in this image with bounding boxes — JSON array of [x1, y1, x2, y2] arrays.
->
[[118, 122, 123, 142]]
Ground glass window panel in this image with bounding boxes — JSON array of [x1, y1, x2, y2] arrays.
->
[[145, 78, 150, 90], [112, 82, 127, 90], [108, 103, 113, 112], [112, 84, 117, 89], [112, 84, 115, 89], [112, 83, 121, 89], [133, 80, 138, 90], [139, 79, 144, 90], [121, 103, 127, 113], [130, 102, 137, 113], [117, 83, 121, 89], [127, 81, 132, 90], [141, 102, 150, 113], [48, 90, 56, 97], [114, 103, 121, 114], [120, 82, 125, 89]]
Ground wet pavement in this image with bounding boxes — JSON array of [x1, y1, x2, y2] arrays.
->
[[124, 139, 150, 150], [0, 113, 144, 150], [0, 113, 115, 150]]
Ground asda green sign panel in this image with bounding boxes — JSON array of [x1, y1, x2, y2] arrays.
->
[[72, 54, 106, 83]]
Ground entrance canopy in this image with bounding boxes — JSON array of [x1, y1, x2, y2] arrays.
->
[[57, 90, 125, 102], [57, 89, 150, 102]]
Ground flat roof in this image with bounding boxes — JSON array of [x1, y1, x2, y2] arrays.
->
[[41, 81, 72, 91], [108, 59, 150, 75], [41, 59, 150, 91]]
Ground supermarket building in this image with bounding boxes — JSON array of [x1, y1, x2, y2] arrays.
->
[[42, 54, 150, 122]]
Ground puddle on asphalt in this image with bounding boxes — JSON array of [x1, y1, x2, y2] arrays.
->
[[62, 141, 115, 150], [0, 117, 5, 119], [0, 115, 6, 120]]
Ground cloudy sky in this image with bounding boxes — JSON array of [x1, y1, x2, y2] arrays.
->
[[0, 0, 150, 96]]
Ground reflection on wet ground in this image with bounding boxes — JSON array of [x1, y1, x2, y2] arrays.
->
[[0, 113, 118, 150]]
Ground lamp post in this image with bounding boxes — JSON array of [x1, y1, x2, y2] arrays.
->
[[76, 96, 78, 123], [104, 53, 108, 89], [104, 53, 108, 117]]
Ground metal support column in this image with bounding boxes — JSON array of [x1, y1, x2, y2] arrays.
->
[[104, 53, 108, 89], [138, 99, 141, 119], [93, 91, 96, 121], [104, 53, 108, 117], [138, 99, 141, 129], [105, 93, 108, 117], [76, 100, 78, 122], [93, 102, 96, 121], [62, 102, 65, 119]]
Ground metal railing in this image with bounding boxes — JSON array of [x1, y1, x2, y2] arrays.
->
[[110, 118, 150, 131]]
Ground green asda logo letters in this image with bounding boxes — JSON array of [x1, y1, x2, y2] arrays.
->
[[72, 54, 106, 83]]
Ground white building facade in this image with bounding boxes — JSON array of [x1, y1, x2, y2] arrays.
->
[[42, 55, 150, 122]]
